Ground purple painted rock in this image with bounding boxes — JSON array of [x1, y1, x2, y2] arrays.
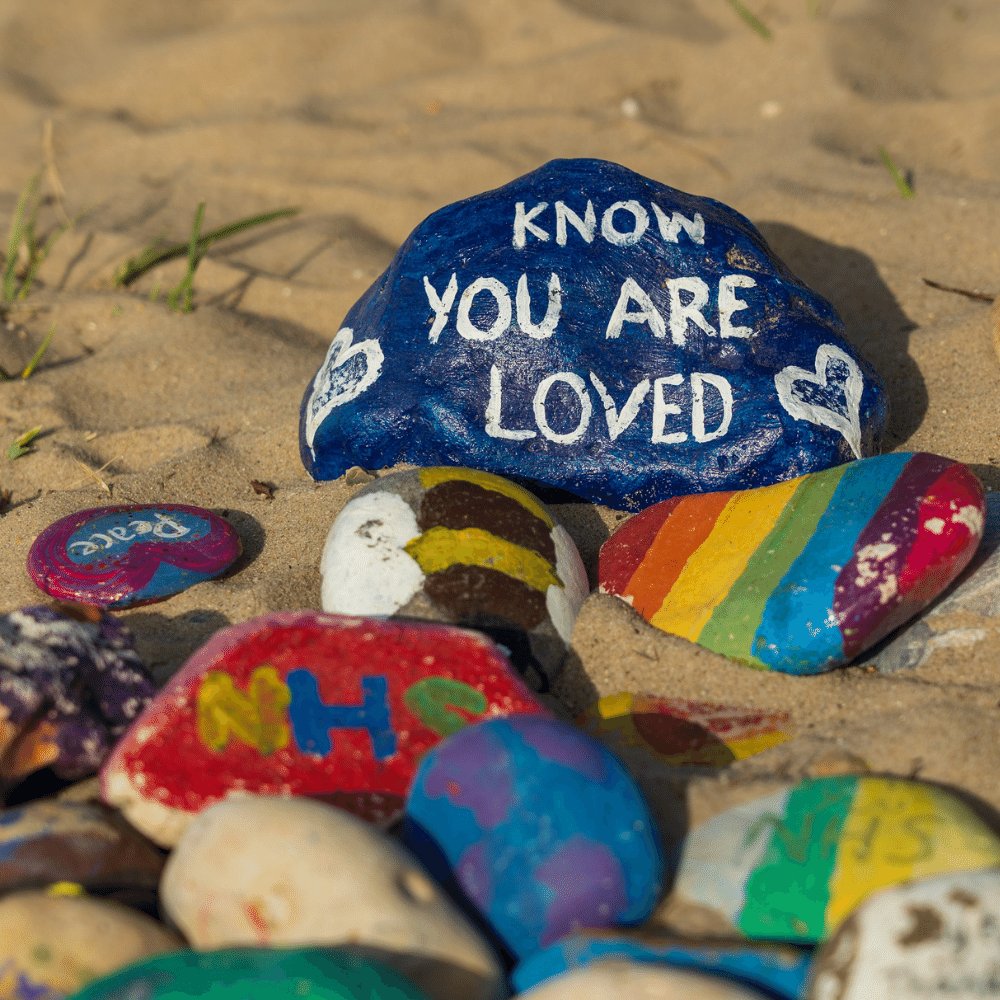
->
[[599, 453, 985, 674], [0, 605, 156, 782], [0, 799, 164, 897], [320, 466, 589, 689], [100, 611, 549, 846], [27, 504, 242, 608], [403, 716, 666, 960]]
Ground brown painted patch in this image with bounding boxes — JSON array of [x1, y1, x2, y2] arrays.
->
[[897, 904, 944, 946], [418, 480, 556, 563], [948, 887, 980, 908], [423, 565, 548, 631]]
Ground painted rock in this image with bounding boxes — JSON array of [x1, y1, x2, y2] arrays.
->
[[512, 930, 809, 998], [599, 452, 985, 674], [578, 693, 790, 768], [321, 466, 589, 689], [871, 491, 1000, 672], [403, 715, 665, 960], [27, 504, 242, 608], [0, 605, 155, 781], [161, 796, 503, 1000], [0, 799, 164, 897], [807, 869, 1000, 999], [0, 891, 180, 999], [68, 948, 430, 1000], [670, 775, 1000, 944], [299, 157, 888, 510], [100, 611, 548, 846], [516, 961, 770, 999]]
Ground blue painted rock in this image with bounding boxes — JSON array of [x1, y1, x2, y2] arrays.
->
[[68, 948, 430, 1000], [807, 869, 1000, 999], [0, 891, 180, 999], [160, 797, 503, 1000], [0, 799, 164, 897], [28, 504, 242, 608], [0, 605, 156, 781], [321, 466, 589, 689], [512, 930, 809, 999], [516, 961, 771, 999], [403, 715, 665, 960], [100, 611, 548, 846], [871, 491, 1000, 672], [670, 775, 1000, 944], [299, 157, 887, 510], [599, 452, 986, 673]]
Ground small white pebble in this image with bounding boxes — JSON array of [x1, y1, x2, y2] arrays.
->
[[759, 99, 782, 119], [620, 97, 640, 120]]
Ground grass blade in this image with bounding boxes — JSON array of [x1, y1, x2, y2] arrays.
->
[[727, 0, 772, 39], [3, 173, 41, 305], [7, 426, 42, 460], [878, 146, 915, 199], [20, 324, 56, 379], [114, 206, 300, 287], [166, 201, 206, 313]]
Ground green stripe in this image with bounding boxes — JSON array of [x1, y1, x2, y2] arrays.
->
[[737, 775, 858, 942], [697, 466, 849, 665]]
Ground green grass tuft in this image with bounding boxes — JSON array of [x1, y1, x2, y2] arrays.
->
[[878, 147, 915, 199], [20, 324, 56, 379], [7, 426, 43, 460]]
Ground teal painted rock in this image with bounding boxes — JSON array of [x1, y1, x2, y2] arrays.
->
[[68, 948, 431, 1000], [670, 775, 1000, 944]]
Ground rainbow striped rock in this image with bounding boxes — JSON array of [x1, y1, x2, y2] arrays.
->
[[670, 775, 1000, 945], [599, 452, 985, 674]]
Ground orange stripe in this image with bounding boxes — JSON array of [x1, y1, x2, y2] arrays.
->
[[625, 492, 734, 618]]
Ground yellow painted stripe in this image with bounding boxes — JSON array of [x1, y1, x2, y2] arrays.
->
[[418, 467, 554, 527], [650, 477, 801, 641], [405, 526, 560, 593], [726, 730, 790, 761], [825, 778, 1000, 930]]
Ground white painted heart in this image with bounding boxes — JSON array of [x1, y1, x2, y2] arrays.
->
[[305, 327, 384, 453], [774, 343, 864, 459]]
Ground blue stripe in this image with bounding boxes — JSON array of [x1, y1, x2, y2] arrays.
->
[[752, 453, 911, 674]]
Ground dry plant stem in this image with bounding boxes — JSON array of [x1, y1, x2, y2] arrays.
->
[[114, 206, 300, 287], [922, 278, 995, 304]]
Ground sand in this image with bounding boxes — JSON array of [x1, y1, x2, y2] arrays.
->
[[1, 0, 999, 886]]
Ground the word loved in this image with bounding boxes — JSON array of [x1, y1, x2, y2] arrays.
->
[[196, 666, 490, 760], [486, 365, 734, 446], [67, 514, 193, 557], [423, 272, 757, 347], [512, 199, 705, 249]]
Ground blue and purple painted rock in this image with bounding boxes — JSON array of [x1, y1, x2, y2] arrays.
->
[[403, 715, 665, 960], [100, 611, 549, 846], [300, 157, 887, 510], [512, 930, 810, 999], [27, 504, 242, 609], [599, 452, 986, 674], [0, 605, 156, 781], [68, 948, 431, 1000], [321, 466, 589, 689], [670, 775, 1000, 944]]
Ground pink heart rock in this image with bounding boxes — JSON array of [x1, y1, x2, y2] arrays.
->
[[100, 611, 549, 846]]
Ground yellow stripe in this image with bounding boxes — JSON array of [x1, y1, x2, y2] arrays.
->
[[418, 467, 554, 527], [650, 477, 800, 641], [725, 730, 790, 761], [405, 526, 561, 593], [825, 778, 1000, 930]]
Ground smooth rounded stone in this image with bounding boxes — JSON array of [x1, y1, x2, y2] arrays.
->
[[512, 930, 809, 999], [0, 605, 156, 781], [669, 775, 1000, 944], [0, 799, 164, 896], [516, 961, 770, 999], [0, 891, 180, 998], [100, 611, 548, 846], [299, 157, 888, 511], [68, 948, 431, 1000], [27, 504, 242, 608], [403, 715, 665, 960], [577, 693, 790, 768], [599, 452, 985, 674], [321, 466, 589, 689], [871, 492, 1000, 673], [161, 796, 503, 1000], [807, 869, 1000, 999]]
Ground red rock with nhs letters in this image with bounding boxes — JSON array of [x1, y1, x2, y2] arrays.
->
[[99, 610, 549, 846]]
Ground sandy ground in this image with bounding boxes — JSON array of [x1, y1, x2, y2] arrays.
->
[[1, 0, 998, 876]]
